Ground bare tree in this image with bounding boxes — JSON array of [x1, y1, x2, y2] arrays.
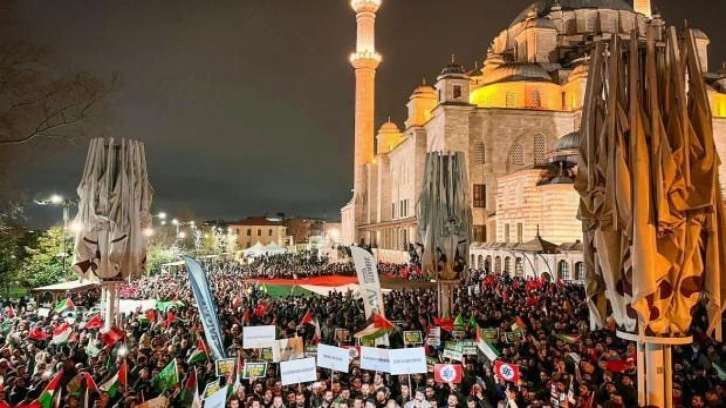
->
[[0, 4, 116, 147]]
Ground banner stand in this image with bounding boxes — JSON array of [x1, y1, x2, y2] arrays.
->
[[616, 330, 692, 408]]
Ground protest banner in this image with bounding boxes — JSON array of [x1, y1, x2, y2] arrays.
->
[[243, 325, 276, 349], [272, 337, 304, 362], [215, 358, 236, 377], [403, 331, 423, 346], [243, 362, 268, 379], [360, 346, 390, 373], [280, 357, 317, 386], [389, 347, 427, 375], [317, 344, 350, 373]]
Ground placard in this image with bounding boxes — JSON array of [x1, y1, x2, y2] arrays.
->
[[305, 345, 317, 357], [426, 357, 438, 373], [243, 326, 276, 349], [452, 330, 466, 340], [215, 358, 236, 377], [243, 362, 268, 379], [342, 345, 361, 360], [389, 347, 427, 375], [280, 357, 317, 386], [260, 348, 274, 362], [403, 331, 423, 346], [427, 326, 441, 347], [203, 379, 221, 398], [360, 347, 390, 373], [317, 344, 350, 373], [504, 331, 524, 343], [36, 308, 50, 317], [460, 340, 477, 356], [480, 328, 499, 341], [272, 337, 304, 362], [204, 386, 228, 408], [442, 345, 463, 362]]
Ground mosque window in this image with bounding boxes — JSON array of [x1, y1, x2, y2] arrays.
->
[[575, 262, 585, 281], [473, 142, 485, 164], [510, 143, 524, 166], [534, 134, 546, 164], [558, 260, 570, 280], [506, 92, 517, 108], [473, 184, 487, 208], [526, 89, 542, 109], [453, 85, 462, 99]]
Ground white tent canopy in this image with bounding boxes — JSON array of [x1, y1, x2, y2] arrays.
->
[[32, 280, 100, 293], [244, 242, 267, 257], [264, 242, 287, 255]]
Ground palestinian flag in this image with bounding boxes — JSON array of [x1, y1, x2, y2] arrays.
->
[[556, 333, 581, 344], [182, 368, 201, 408], [84, 315, 103, 330], [161, 313, 176, 329], [37, 370, 64, 408], [300, 310, 313, 326], [138, 310, 155, 325], [453, 314, 466, 328], [51, 323, 73, 345], [153, 359, 179, 391], [54, 298, 75, 314], [354, 313, 395, 343], [156, 297, 183, 312], [511, 317, 526, 332], [28, 327, 50, 342], [476, 328, 501, 362], [101, 327, 125, 348], [100, 360, 128, 398], [187, 339, 210, 365]]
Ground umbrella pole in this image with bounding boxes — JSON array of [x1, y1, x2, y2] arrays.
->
[[103, 282, 120, 330]]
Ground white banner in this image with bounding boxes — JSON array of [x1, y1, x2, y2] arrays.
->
[[360, 347, 390, 373], [243, 326, 276, 349], [273, 337, 305, 362], [204, 386, 229, 408], [280, 357, 317, 386], [351, 247, 385, 319], [389, 347, 427, 375], [317, 344, 350, 373]]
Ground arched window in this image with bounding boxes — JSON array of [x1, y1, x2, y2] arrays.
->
[[257, 229, 262, 236], [515, 258, 524, 277], [558, 260, 570, 280], [534, 134, 546, 164], [504, 257, 512, 275], [485, 256, 492, 272], [575, 262, 585, 281], [509, 143, 524, 166], [473, 142, 486, 164], [477, 255, 484, 269], [506, 92, 517, 108], [526, 89, 542, 109], [494, 256, 502, 274]]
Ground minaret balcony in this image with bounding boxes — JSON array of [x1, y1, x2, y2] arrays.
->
[[351, 0, 381, 13], [350, 51, 382, 68]]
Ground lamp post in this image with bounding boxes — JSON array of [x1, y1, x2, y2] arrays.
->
[[36, 195, 79, 271]]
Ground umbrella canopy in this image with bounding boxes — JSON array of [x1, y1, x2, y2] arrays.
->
[[415, 152, 473, 281], [575, 28, 726, 339], [72, 138, 154, 281]]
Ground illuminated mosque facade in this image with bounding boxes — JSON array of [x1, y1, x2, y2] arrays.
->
[[341, 0, 726, 280]]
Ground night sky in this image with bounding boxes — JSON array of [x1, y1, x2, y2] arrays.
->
[[7, 0, 725, 228]]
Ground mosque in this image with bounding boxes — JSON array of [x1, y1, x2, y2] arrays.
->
[[340, 0, 726, 280]]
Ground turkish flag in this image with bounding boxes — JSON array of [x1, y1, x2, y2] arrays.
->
[[433, 364, 462, 384], [494, 360, 520, 383]]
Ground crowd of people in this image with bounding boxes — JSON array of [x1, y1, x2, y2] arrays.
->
[[0, 254, 723, 408]]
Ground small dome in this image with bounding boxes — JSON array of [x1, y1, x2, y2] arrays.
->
[[525, 17, 557, 30], [378, 120, 401, 134], [440, 63, 466, 77], [483, 62, 553, 85], [555, 132, 580, 151], [412, 84, 436, 96]]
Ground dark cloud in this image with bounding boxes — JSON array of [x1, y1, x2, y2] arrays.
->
[[9, 0, 725, 227]]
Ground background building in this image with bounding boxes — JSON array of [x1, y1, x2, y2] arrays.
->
[[340, 0, 726, 279], [228, 216, 287, 249]]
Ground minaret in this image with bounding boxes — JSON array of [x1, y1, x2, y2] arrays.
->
[[350, 0, 382, 241], [633, 0, 651, 18]]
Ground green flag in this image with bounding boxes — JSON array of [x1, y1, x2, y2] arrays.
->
[[454, 314, 465, 327], [153, 359, 180, 391], [469, 315, 477, 329]]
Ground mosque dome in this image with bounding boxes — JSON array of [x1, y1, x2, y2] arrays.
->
[[483, 62, 554, 85], [555, 131, 580, 151], [439, 63, 466, 77], [378, 120, 401, 134], [412, 84, 436, 96], [512, 0, 633, 25]]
